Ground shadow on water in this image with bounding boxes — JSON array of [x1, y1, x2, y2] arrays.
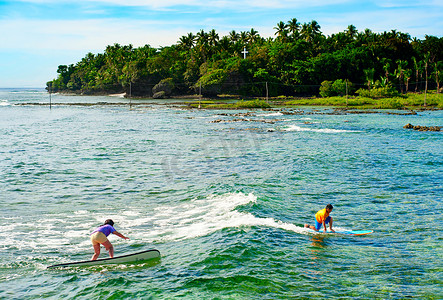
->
[[299, 235, 330, 280], [307, 234, 328, 259]]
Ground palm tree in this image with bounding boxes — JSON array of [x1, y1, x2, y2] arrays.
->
[[239, 31, 248, 45], [274, 21, 288, 41], [345, 25, 357, 39], [412, 57, 419, 92], [433, 61, 442, 94], [363, 68, 375, 89], [309, 21, 321, 35], [300, 23, 310, 42], [381, 59, 391, 83], [404, 69, 412, 93], [287, 18, 300, 38], [218, 36, 231, 54], [178, 32, 196, 62], [196, 30, 208, 46], [196, 30, 209, 62], [208, 29, 219, 47], [229, 30, 240, 43], [395, 59, 408, 93], [178, 32, 195, 50], [247, 28, 259, 44], [424, 52, 430, 105], [301, 20, 321, 42]]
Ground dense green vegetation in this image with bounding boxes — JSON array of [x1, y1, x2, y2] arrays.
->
[[183, 91, 442, 109], [47, 20, 443, 103]]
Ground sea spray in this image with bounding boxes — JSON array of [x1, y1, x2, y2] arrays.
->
[[281, 124, 357, 133], [138, 192, 309, 242]]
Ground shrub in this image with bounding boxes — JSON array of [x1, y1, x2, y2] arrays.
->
[[319, 79, 353, 97], [332, 79, 353, 96], [356, 87, 400, 98], [152, 78, 175, 96], [319, 80, 333, 97], [234, 99, 270, 108], [378, 98, 404, 109]]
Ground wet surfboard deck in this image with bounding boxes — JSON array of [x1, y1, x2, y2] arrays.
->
[[308, 229, 373, 236], [47, 249, 160, 268]]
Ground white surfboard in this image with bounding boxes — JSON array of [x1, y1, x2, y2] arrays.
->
[[47, 249, 160, 268]]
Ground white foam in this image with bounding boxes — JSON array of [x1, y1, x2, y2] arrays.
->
[[143, 192, 258, 241], [0, 193, 317, 255], [282, 124, 355, 133], [108, 93, 126, 98], [134, 192, 309, 242], [256, 112, 283, 117]]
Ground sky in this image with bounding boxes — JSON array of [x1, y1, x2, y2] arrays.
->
[[0, 0, 442, 88]]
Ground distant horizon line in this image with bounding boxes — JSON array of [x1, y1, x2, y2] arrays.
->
[[0, 87, 45, 89]]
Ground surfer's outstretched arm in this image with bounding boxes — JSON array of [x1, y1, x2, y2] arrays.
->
[[329, 217, 335, 233], [113, 231, 129, 240]]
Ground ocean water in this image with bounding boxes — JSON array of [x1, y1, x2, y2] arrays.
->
[[0, 89, 442, 299]]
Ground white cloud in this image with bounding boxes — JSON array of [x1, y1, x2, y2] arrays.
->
[[16, 0, 351, 10], [319, 7, 442, 38], [0, 18, 186, 51], [373, 0, 443, 8]]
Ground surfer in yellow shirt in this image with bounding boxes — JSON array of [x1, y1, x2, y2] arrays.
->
[[304, 204, 335, 232]]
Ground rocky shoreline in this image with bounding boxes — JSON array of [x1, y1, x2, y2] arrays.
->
[[403, 123, 441, 132], [14, 101, 442, 132]]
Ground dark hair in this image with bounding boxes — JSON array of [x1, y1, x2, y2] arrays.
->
[[326, 204, 334, 210], [104, 219, 114, 226]]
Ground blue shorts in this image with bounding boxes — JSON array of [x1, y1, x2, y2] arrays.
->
[[315, 216, 331, 230]]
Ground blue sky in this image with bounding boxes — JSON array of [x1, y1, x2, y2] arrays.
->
[[0, 0, 442, 88]]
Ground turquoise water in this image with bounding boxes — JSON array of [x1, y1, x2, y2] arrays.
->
[[1, 89, 442, 299]]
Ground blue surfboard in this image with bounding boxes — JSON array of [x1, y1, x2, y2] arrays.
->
[[308, 229, 373, 236]]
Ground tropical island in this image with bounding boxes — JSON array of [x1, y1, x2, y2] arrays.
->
[[46, 19, 443, 109]]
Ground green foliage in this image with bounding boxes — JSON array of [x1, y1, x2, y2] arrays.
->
[[319, 79, 352, 97], [400, 91, 443, 108], [333, 79, 352, 96], [356, 86, 400, 98], [46, 23, 443, 99], [234, 99, 270, 108], [199, 69, 227, 87], [378, 98, 404, 109], [196, 68, 228, 96], [284, 92, 442, 109], [319, 81, 333, 97]]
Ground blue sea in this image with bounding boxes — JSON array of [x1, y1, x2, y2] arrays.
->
[[1, 89, 442, 299]]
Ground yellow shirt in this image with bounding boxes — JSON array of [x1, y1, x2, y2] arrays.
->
[[315, 208, 329, 223]]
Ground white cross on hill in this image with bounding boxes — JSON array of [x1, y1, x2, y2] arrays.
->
[[241, 47, 248, 59]]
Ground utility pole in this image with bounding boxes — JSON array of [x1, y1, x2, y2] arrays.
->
[[424, 61, 428, 106], [129, 81, 132, 108], [265, 82, 269, 103], [49, 84, 52, 110], [199, 81, 202, 109]]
